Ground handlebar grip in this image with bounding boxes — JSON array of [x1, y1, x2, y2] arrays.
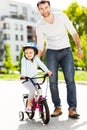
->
[[44, 73, 49, 77], [44, 73, 53, 78], [20, 77, 24, 80], [20, 77, 28, 80]]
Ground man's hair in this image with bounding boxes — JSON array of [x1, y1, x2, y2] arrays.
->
[[37, 0, 50, 8]]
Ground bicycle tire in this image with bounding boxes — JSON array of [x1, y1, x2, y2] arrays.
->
[[19, 111, 24, 121], [40, 100, 50, 124]]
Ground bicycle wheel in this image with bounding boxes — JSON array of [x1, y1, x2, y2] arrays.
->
[[40, 100, 50, 124], [19, 111, 24, 121]]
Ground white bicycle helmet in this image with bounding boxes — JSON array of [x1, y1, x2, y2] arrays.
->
[[23, 42, 38, 54]]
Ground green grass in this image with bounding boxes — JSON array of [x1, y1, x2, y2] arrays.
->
[[58, 70, 87, 82], [0, 70, 87, 82], [75, 70, 87, 81], [0, 73, 20, 80]]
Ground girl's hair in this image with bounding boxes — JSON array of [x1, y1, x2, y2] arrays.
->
[[37, 0, 50, 8]]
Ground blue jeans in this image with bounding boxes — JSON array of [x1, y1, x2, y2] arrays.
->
[[46, 48, 77, 110]]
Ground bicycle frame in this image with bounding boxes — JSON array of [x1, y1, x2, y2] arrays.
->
[[24, 73, 49, 112], [19, 73, 50, 124]]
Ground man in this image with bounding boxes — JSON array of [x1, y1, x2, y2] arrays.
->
[[36, 0, 83, 118]]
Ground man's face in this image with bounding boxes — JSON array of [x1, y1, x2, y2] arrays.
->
[[38, 3, 51, 18]]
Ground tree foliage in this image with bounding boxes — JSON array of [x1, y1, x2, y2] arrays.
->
[[18, 47, 23, 73], [3, 43, 13, 73], [80, 34, 87, 70], [63, 2, 87, 70]]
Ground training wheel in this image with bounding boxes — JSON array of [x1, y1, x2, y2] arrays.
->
[[19, 111, 24, 121]]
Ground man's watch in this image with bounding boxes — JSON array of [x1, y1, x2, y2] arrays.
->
[[78, 47, 82, 51]]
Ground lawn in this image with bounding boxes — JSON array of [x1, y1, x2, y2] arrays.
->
[[58, 70, 87, 82], [0, 73, 20, 80], [0, 70, 87, 82]]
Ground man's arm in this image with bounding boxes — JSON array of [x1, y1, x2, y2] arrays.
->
[[72, 33, 81, 49], [72, 33, 83, 59], [38, 50, 43, 58]]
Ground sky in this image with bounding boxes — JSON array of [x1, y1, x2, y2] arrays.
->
[[13, 0, 87, 9]]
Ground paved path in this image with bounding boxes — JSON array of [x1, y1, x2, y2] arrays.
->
[[0, 80, 87, 130]]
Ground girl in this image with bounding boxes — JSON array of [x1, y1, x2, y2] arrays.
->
[[20, 42, 52, 112]]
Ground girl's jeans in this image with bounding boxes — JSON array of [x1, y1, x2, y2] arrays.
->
[[46, 47, 77, 110]]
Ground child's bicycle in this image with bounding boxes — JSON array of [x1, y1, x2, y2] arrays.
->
[[19, 73, 50, 124]]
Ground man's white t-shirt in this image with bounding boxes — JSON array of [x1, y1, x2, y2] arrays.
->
[[36, 12, 77, 51]]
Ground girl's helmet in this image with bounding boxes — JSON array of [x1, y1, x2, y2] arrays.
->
[[23, 42, 38, 54]]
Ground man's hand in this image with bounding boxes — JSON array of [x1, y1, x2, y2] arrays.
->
[[77, 49, 83, 59], [37, 50, 43, 58]]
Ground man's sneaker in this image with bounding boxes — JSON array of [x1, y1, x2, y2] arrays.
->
[[68, 109, 80, 119], [51, 107, 62, 117]]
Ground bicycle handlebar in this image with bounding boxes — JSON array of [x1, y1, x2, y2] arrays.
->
[[20, 73, 50, 86]]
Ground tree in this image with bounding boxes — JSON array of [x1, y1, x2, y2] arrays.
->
[[63, 2, 87, 70], [18, 47, 23, 73], [80, 34, 87, 70], [3, 43, 13, 73], [64, 2, 87, 36]]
